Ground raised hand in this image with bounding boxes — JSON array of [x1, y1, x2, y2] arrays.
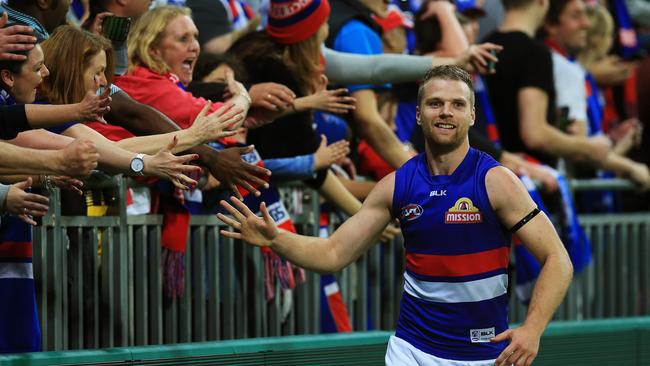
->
[[5, 178, 49, 225], [491, 326, 541, 366], [188, 101, 245, 143], [249, 82, 295, 111], [217, 197, 279, 247], [76, 88, 111, 122], [0, 12, 36, 61], [313, 135, 350, 170], [206, 145, 271, 198], [48, 175, 84, 195], [298, 88, 356, 114], [56, 138, 100, 177], [455, 43, 502, 74], [143, 136, 201, 190], [88, 11, 113, 35], [297, 74, 355, 114], [589, 55, 636, 86]]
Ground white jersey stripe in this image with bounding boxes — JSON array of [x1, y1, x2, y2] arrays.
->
[[0, 262, 33, 279], [403, 272, 507, 303]]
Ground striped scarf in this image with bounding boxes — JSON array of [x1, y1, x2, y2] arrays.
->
[[210, 140, 305, 302]]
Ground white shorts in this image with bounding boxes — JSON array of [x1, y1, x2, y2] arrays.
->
[[385, 335, 496, 366]]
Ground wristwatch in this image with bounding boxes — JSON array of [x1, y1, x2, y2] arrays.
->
[[130, 153, 145, 176]]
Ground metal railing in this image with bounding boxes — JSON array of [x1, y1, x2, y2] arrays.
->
[[4, 317, 650, 365], [30, 176, 650, 351]]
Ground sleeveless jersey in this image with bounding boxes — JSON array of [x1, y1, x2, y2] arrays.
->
[[392, 148, 511, 361], [0, 216, 40, 353]]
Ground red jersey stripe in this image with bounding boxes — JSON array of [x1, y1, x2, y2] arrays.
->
[[0, 241, 33, 259], [406, 247, 509, 277]]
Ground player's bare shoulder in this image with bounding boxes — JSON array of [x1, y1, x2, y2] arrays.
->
[[365, 172, 396, 211], [484, 166, 532, 213]]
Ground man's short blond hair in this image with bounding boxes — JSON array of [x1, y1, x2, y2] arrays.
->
[[417, 65, 475, 107]]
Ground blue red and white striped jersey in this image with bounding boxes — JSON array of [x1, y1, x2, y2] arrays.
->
[[0, 215, 40, 353], [392, 148, 511, 361]]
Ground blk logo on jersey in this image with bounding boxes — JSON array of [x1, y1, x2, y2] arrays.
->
[[400, 204, 423, 221], [470, 327, 495, 343], [445, 197, 483, 224]]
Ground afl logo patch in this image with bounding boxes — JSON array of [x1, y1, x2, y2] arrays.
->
[[445, 197, 482, 224], [400, 204, 423, 221]]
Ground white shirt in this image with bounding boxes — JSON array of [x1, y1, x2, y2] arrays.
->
[[552, 51, 588, 124]]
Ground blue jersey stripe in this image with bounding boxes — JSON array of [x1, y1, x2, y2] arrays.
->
[[406, 268, 508, 283], [396, 292, 508, 361]]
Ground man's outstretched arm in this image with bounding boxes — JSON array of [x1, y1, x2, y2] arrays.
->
[[486, 166, 573, 366], [218, 173, 396, 274]]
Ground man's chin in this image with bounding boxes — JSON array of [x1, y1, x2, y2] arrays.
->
[[426, 138, 463, 155]]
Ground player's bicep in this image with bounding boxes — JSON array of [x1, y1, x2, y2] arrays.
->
[[486, 166, 565, 262], [512, 210, 565, 263]]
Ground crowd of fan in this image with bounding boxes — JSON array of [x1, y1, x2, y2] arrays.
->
[[0, 0, 648, 354]]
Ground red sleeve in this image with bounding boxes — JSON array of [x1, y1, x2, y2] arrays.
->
[[357, 140, 394, 181], [115, 70, 223, 129], [84, 121, 135, 141]]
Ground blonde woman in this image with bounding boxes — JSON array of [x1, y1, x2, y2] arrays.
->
[[115, 6, 269, 194]]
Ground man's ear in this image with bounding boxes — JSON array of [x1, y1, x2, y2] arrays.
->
[[116, 0, 129, 6], [470, 107, 476, 126], [416, 105, 421, 125], [36, 0, 49, 11], [1, 70, 15, 89]]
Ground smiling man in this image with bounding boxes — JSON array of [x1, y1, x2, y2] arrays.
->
[[218, 65, 573, 366]]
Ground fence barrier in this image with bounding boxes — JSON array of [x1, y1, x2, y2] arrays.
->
[[22, 176, 650, 351], [3, 317, 650, 365]]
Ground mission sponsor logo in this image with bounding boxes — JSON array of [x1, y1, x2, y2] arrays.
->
[[400, 204, 423, 221], [445, 197, 482, 224]]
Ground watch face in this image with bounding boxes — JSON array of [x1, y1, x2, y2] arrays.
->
[[131, 158, 144, 173]]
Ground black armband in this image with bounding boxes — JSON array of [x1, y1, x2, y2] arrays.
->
[[509, 207, 541, 233]]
